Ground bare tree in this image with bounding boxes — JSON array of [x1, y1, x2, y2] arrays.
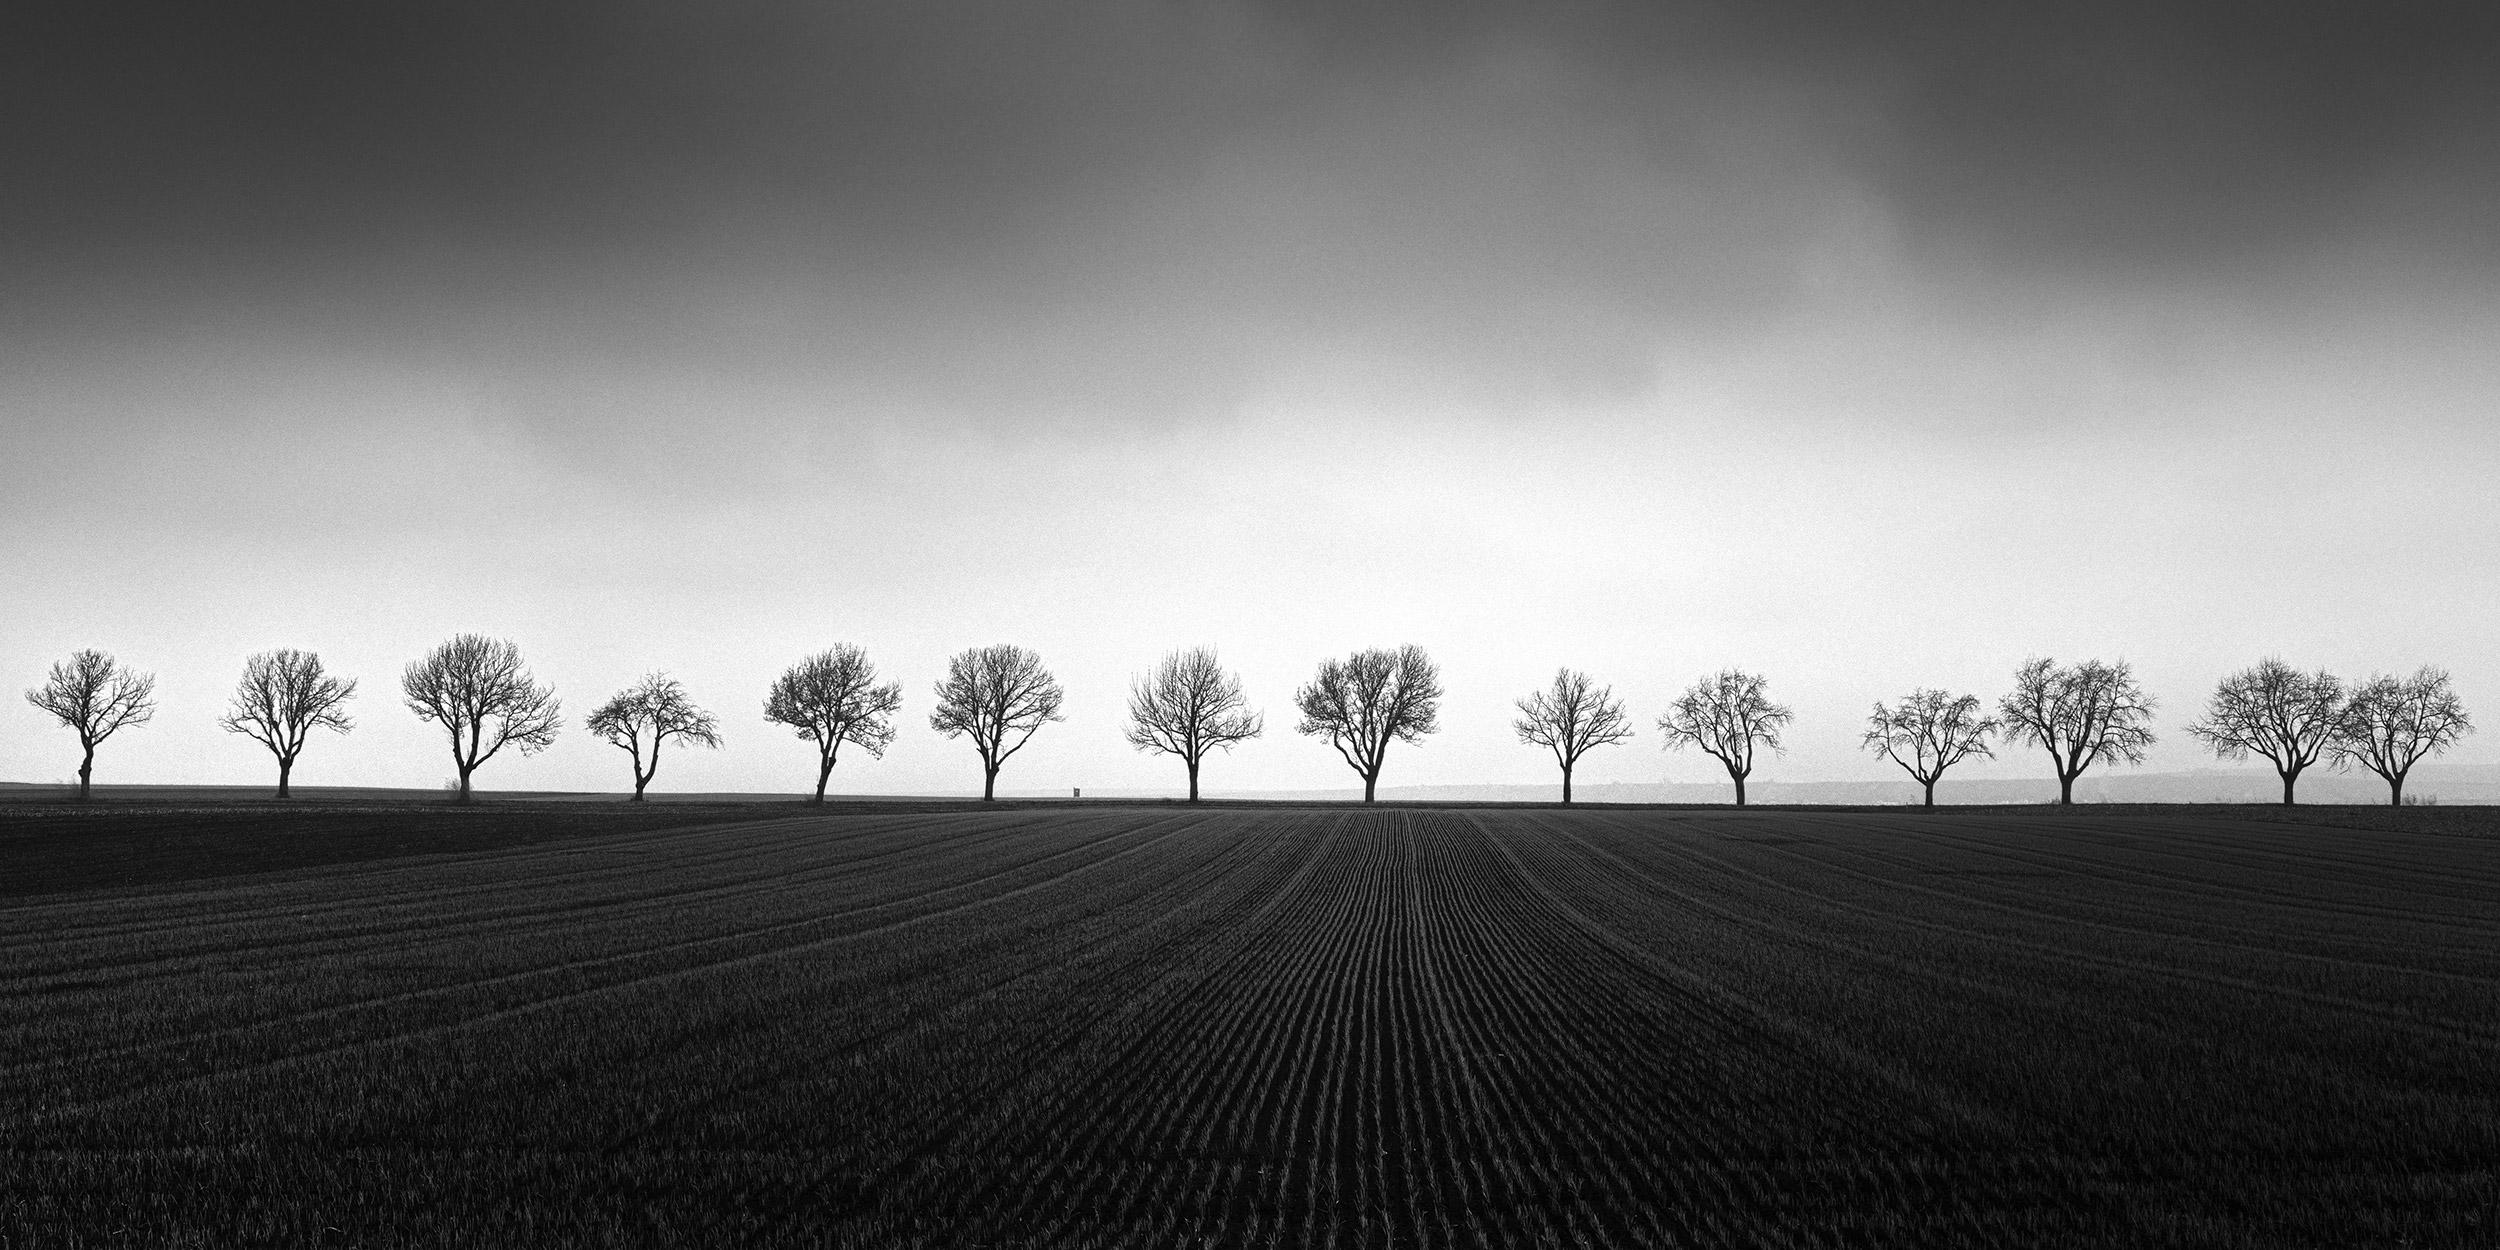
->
[[764, 645, 902, 802], [1657, 669, 1791, 806], [401, 634, 561, 803], [218, 649, 357, 799], [1294, 645, 1443, 803], [930, 644, 1066, 800], [1124, 647, 1262, 802], [2186, 658, 2345, 805], [25, 650, 156, 801], [1513, 668, 1632, 804], [1861, 689, 1995, 808], [2334, 667, 2472, 806], [1995, 657, 2157, 805], [587, 673, 722, 801]]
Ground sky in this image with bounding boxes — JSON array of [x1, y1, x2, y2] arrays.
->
[[6, 0, 2497, 798]]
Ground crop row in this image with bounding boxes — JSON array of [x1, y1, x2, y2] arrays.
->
[[4, 806, 2493, 1245]]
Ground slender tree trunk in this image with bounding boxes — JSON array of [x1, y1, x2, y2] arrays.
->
[[1922, 777, 1936, 807], [2280, 769, 2297, 806], [814, 752, 834, 803], [276, 755, 294, 800], [2057, 771, 2075, 805], [983, 763, 999, 801], [1731, 770, 1746, 807], [1186, 758, 1200, 803], [78, 746, 94, 802], [2388, 770, 2406, 807], [1561, 764, 1573, 806], [457, 766, 474, 804], [1363, 772, 1377, 803]]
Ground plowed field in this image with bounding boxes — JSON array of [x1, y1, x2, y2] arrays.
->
[[3, 803, 2493, 1246]]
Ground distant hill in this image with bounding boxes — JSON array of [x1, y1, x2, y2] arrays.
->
[[1208, 764, 2500, 806]]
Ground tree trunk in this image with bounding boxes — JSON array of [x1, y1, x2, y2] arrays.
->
[[2280, 769, 2297, 806], [2057, 772, 2075, 805], [814, 754, 834, 803], [1363, 773, 1377, 803], [457, 767, 474, 804], [1731, 770, 1746, 807], [983, 765, 998, 801], [276, 755, 294, 800], [1922, 777, 1936, 808], [78, 747, 94, 802], [1561, 765, 1573, 806], [2388, 770, 2406, 807], [1187, 759, 1200, 803]]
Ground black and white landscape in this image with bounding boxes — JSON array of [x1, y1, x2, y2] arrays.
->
[[4, 2, 2495, 1245]]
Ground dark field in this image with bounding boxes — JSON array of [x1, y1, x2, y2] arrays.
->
[[2, 802, 2494, 1247]]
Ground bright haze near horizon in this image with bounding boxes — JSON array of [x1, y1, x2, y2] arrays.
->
[[6, 1, 2496, 799]]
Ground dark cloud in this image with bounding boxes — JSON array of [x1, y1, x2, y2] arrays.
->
[[1845, 2, 2500, 268], [7, 1, 2493, 439], [7, 3, 1243, 259], [15, 2, 2493, 262]]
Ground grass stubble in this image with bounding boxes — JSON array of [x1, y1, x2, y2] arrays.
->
[[0, 798, 2491, 1247]]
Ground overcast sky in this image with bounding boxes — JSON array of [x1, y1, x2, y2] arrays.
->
[[6, 1, 2496, 798]]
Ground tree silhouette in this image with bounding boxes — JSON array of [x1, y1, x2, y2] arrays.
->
[[2187, 658, 2344, 805], [1124, 647, 1262, 802], [25, 650, 156, 801], [587, 673, 722, 801], [1294, 646, 1442, 803], [1995, 657, 2156, 804], [401, 634, 561, 803], [930, 644, 1065, 801], [1657, 669, 1790, 806], [1513, 668, 1631, 804], [217, 649, 356, 799], [1861, 689, 1995, 807], [2333, 667, 2472, 806], [765, 645, 902, 803]]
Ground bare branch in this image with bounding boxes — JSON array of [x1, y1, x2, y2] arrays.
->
[[25, 649, 157, 800], [2332, 666, 2472, 805], [1860, 688, 1994, 805], [1993, 657, 2157, 803], [1293, 645, 1442, 802], [401, 634, 561, 802], [1124, 646, 1262, 801], [929, 644, 1066, 800], [1513, 667, 1631, 803], [766, 644, 902, 801], [1656, 669, 1790, 806], [217, 648, 356, 798], [2185, 658, 2343, 804], [588, 672, 722, 800]]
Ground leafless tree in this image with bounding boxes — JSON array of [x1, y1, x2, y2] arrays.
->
[[2333, 667, 2472, 806], [1294, 645, 1443, 803], [764, 645, 902, 802], [1124, 647, 1262, 802], [1995, 657, 2157, 805], [1513, 668, 1631, 804], [401, 634, 561, 803], [2186, 658, 2345, 805], [930, 644, 1065, 801], [1861, 689, 1996, 808], [217, 649, 356, 799], [587, 673, 722, 801], [25, 650, 156, 801], [1657, 669, 1791, 806]]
